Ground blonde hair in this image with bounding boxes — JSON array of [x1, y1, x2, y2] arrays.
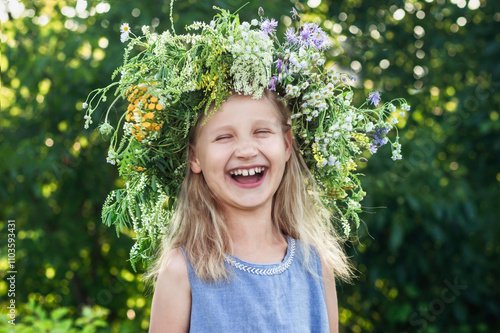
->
[[144, 90, 353, 287]]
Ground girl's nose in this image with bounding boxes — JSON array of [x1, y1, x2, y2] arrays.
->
[[234, 138, 258, 159]]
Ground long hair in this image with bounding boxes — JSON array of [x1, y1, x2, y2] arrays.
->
[[144, 90, 353, 286]]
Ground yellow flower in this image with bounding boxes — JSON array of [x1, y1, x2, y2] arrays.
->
[[312, 142, 326, 167]]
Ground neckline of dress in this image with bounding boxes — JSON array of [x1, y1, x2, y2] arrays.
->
[[224, 236, 296, 276]]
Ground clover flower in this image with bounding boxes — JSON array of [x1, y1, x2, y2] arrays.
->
[[368, 91, 381, 107]]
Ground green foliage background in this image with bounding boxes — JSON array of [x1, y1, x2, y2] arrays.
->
[[1, 0, 499, 332]]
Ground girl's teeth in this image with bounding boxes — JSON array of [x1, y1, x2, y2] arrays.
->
[[230, 167, 265, 176]]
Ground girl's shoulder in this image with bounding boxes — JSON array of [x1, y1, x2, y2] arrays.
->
[[160, 248, 190, 282], [149, 248, 191, 331]]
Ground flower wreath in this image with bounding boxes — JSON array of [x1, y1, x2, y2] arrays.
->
[[83, 4, 410, 270]]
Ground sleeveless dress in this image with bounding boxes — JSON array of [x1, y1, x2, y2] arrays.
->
[[179, 237, 330, 332]]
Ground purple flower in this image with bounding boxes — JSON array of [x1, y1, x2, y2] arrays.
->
[[292, 23, 329, 50], [372, 126, 390, 147], [372, 135, 385, 147], [275, 58, 288, 74], [313, 29, 329, 49], [300, 27, 310, 40], [368, 91, 381, 107], [285, 27, 298, 44], [275, 59, 283, 73], [369, 144, 378, 154], [260, 18, 278, 36], [291, 8, 300, 21], [376, 126, 390, 135], [268, 76, 278, 91]]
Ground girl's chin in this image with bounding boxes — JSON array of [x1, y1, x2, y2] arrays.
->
[[220, 195, 272, 212]]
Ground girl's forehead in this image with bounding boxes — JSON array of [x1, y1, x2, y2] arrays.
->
[[202, 97, 282, 129]]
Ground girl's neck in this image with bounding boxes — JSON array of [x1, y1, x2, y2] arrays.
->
[[223, 202, 287, 263], [224, 202, 275, 242]]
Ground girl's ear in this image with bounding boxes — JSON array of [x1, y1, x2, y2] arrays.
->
[[189, 145, 202, 173], [284, 129, 292, 162]]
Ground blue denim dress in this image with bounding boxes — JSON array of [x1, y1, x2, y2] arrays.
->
[[180, 237, 330, 332]]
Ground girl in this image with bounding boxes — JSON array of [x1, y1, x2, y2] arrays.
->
[[84, 5, 407, 332], [148, 90, 352, 332]]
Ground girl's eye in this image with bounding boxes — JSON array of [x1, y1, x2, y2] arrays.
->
[[215, 135, 231, 141], [256, 130, 271, 135]]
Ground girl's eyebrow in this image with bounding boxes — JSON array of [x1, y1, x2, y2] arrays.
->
[[210, 119, 279, 133], [210, 124, 234, 134]]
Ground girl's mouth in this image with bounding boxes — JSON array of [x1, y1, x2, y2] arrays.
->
[[228, 167, 266, 188]]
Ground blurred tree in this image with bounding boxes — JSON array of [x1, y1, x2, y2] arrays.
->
[[0, 1, 304, 331], [1, 0, 499, 332], [309, 0, 500, 331]]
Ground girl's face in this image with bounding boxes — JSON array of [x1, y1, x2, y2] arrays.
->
[[190, 94, 292, 214]]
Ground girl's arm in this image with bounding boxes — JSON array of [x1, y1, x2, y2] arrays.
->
[[321, 256, 339, 333], [149, 248, 191, 333]]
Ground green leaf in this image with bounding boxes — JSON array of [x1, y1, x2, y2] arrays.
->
[[155, 160, 166, 173], [152, 175, 157, 192], [50, 308, 69, 321]]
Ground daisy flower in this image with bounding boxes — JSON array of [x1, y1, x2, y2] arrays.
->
[[120, 23, 131, 43]]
